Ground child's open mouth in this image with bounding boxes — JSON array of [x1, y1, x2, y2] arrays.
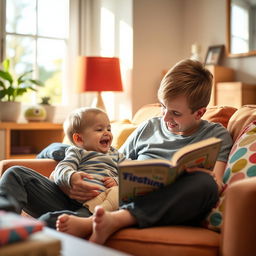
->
[[100, 139, 110, 147]]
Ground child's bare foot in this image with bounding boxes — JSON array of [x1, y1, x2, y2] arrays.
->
[[89, 206, 119, 244], [56, 214, 92, 238]]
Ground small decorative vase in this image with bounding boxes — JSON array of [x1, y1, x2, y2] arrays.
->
[[190, 43, 201, 62]]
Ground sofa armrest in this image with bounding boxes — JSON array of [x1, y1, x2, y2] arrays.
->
[[0, 159, 58, 177], [221, 177, 256, 256]]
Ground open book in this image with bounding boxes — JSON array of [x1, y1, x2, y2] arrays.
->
[[118, 137, 222, 204]]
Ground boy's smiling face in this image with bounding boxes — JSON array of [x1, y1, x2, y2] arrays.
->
[[161, 95, 206, 136]]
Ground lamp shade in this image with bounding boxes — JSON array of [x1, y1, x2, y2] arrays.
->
[[76, 56, 123, 92]]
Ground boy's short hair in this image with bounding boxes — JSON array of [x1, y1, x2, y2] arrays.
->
[[157, 59, 213, 112], [64, 107, 105, 144]]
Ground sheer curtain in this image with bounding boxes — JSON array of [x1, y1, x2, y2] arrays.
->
[[55, 0, 94, 122], [65, 0, 133, 121]]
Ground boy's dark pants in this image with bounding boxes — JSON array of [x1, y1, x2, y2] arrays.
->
[[123, 171, 219, 228], [0, 166, 91, 228], [0, 166, 218, 229]]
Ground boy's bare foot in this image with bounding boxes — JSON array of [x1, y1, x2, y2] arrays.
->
[[56, 214, 92, 238], [89, 206, 119, 244]]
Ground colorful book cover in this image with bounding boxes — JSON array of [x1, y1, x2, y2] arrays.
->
[[0, 211, 44, 246], [118, 137, 222, 204]]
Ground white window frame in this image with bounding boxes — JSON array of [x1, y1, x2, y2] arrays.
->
[[0, 0, 69, 104], [0, 0, 81, 122]]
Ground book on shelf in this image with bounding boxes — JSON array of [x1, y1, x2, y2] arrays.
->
[[118, 137, 222, 204]]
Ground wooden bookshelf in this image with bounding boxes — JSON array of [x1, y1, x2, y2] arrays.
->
[[0, 122, 64, 160], [217, 82, 256, 108], [205, 65, 235, 106]]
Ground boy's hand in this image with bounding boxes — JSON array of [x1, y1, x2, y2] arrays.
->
[[102, 177, 117, 188], [66, 172, 101, 202], [186, 167, 223, 193]]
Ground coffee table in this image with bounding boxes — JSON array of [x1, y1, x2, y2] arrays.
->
[[43, 227, 130, 256]]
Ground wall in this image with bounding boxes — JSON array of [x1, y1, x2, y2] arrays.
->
[[182, 0, 226, 60], [132, 0, 256, 115], [132, 0, 183, 114], [183, 0, 256, 83]]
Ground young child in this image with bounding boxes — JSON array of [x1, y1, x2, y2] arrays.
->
[[56, 59, 232, 242], [52, 107, 126, 214], [0, 107, 126, 228]]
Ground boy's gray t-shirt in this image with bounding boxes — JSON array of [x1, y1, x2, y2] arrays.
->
[[119, 117, 233, 162]]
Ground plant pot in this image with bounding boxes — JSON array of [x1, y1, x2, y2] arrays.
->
[[0, 101, 21, 122], [42, 105, 56, 122]]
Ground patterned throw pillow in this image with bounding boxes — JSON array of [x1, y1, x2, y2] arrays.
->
[[204, 120, 256, 232]]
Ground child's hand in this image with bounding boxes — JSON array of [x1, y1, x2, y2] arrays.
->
[[102, 177, 117, 188]]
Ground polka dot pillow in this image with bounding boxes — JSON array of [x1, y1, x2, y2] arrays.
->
[[204, 120, 256, 232]]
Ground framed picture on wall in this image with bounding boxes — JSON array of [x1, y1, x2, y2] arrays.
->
[[204, 45, 224, 65]]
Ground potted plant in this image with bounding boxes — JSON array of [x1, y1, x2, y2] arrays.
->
[[39, 96, 56, 122], [0, 58, 44, 122]]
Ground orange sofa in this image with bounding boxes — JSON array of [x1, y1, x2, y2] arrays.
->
[[1, 103, 256, 256]]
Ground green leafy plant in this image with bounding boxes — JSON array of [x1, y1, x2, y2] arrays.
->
[[0, 58, 44, 102], [40, 96, 51, 105]]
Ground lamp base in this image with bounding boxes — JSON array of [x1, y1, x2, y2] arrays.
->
[[92, 92, 106, 112]]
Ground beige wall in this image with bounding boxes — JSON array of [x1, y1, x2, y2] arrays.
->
[[182, 0, 226, 60], [132, 0, 184, 114], [132, 0, 256, 115]]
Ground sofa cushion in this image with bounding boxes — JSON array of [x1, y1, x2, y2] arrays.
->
[[111, 120, 138, 149], [223, 120, 256, 185], [202, 106, 237, 128], [106, 226, 219, 256], [111, 104, 163, 149], [227, 105, 256, 141], [205, 120, 256, 232], [132, 103, 162, 125]]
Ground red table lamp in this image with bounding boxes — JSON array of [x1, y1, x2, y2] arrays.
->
[[76, 56, 123, 111]]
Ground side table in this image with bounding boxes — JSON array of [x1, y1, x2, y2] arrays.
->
[[0, 227, 130, 256], [43, 227, 131, 256]]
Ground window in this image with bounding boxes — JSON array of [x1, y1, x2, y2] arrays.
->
[[0, 0, 133, 121], [1, 0, 69, 104], [231, 2, 249, 54]]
